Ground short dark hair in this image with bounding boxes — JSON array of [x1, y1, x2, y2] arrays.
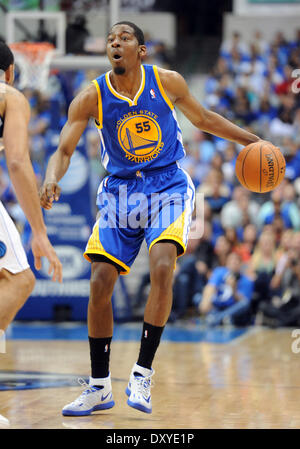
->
[[0, 42, 14, 72], [111, 21, 145, 45]]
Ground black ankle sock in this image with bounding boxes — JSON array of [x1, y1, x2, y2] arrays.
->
[[89, 336, 112, 379], [137, 322, 165, 370]]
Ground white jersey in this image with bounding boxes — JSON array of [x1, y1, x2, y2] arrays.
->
[[0, 200, 29, 274]]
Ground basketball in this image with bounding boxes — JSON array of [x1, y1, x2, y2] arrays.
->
[[235, 142, 286, 193]]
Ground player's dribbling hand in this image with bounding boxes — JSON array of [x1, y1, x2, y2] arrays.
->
[[39, 182, 61, 210], [31, 233, 63, 283]]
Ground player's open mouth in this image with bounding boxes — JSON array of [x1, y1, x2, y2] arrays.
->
[[113, 54, 122, 61]]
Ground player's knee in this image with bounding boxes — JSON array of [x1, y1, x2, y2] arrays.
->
[[13, 269, 35, 309], [21, 269, 36, 297], [90, 263, 118, 301], [151, 258, 174, 290]]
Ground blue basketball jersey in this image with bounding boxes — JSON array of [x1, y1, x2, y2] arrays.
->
[[92, 64, 185, 178]]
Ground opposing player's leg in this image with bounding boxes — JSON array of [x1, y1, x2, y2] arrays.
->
[[0, 268, 35, 331], [0, 201, 35, 330]]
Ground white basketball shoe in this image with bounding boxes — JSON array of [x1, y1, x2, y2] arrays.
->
[[126, 363, 154, 414], [62, 375, 115, 416]]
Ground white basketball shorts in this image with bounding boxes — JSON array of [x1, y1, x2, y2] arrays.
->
[[0, 201, 30, 274]]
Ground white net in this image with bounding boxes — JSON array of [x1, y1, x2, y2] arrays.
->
[[10, 42, 55, 93]]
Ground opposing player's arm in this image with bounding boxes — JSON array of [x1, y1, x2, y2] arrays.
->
[[159, 68, 260, 147], [3, 89, 47, 235], [3, 88, 62, 282], [40, 84, 97, 209]]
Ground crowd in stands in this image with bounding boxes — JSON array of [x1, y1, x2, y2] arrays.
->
[[1, 27, 300, 327], [171, 29, 300, 327]]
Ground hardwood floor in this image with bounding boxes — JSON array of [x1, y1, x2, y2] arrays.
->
[[0, 326, 300, 429]]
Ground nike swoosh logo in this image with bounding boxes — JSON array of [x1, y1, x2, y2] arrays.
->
[[144, 396, 151, 403], [102, 392, 111, 401]]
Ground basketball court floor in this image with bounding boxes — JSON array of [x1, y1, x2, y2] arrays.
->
[[1, 321, 300, 429]]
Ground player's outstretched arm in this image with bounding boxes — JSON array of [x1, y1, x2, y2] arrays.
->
[[40, 84, 97, 210], [159, 68, 261, 147], [3, 88, 62, 282]]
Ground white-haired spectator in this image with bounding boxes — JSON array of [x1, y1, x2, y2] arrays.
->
[[220, 185, 260, 229]]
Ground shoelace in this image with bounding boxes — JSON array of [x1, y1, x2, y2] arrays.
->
[[78, 377, 93, 392], [134, 375, 154, 399], [71, 378, 99, 406]]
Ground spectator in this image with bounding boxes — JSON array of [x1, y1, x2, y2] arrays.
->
[[66, 14, 90, 55], [269, 96, 297, 143], [232, 87, 257, 125], [171, 220, 214, 320], [200, 200, 224, 245], [194, 129, 216, 165], [282, 137, 300, 181], [238, 223, 258, 262], [199, 252, 254, 326], [249, 231, 277, 275], [290, 28, 300, 50], [197, 168, 231, 213], [213, 235, 232, 268], [179, 140, 210, 188], [221, 185, 260, 230], [248, 231, 277, 314], [254, 94, 278, 136], [270, 229, 294, 292], [28, 92, 51, 169], [251, 30, 269, 57], [272, 215, 285, 246], [259, 232, 300, 327], [275, 65, 294, 96], [258, 182, 300, 230], [221, 31, 249, 59], [224, 227, 240, 250], [276, 228, 294, 258], [271, 31, 290, 66], [293, 109, 300, 145], [221, 142, 237, 186]]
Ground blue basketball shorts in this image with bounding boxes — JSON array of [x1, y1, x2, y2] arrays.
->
[[84, 163, 195, 275]]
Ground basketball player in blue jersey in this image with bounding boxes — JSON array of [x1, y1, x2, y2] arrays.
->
[[40, 22, 263, 415], [0, 42, 62, 333]]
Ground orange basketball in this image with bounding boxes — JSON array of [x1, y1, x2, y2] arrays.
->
[[235, 142, 286, 193]]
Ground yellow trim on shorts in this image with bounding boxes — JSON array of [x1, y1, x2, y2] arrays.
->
[[148, 210, 187, 258], [153, 65, 174, 111], [149, 235, 186, 258], [84, 219, 130, 275], [92, 79, 103, 129], [84, 250, 130, 275]]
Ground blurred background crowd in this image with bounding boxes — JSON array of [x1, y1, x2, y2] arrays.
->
[[1, 9, 300, 327], [172, 28, 300, 327]]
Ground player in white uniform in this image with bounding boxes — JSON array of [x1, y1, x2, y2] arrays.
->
[[0, 42, 62, 332]]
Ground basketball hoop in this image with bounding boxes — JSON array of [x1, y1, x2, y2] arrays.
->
[[9, 42, 55, 93]]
